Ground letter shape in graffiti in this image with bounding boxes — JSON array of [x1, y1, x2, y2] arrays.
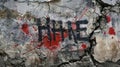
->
[[76, 20, 88, 41], [37, 17, 51, 42]]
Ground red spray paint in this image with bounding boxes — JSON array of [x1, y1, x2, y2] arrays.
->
[[43, 32, 68, 51], [21, 23, 29, 35]]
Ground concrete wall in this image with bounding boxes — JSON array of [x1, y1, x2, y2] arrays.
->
[[4, 0, 93, 21]]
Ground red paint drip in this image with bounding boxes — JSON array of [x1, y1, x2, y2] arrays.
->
[[21, 23, 29, 35], [106, 15, 111, 23], [81, 43, 87, 50], [43, 32, 68, 51], [108, 27, 116, 35], [23, 32, 68, 54]]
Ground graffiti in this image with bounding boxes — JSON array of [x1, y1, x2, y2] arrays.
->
[[37, 17, 88, 42], [0, 0, 120, 67]]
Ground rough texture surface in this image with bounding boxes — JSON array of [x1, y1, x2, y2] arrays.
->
[[0, 0, 120, 67]]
